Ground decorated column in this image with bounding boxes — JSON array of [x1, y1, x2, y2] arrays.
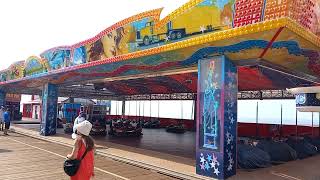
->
[[196, 56, 238, 179], [0, 90, 6, 107], [40, 83, 58, 136]]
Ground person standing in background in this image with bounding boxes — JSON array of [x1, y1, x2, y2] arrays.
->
[[72, 112, 86, 139], [3, 108, 10, 135], [0, 106, 4, 131]]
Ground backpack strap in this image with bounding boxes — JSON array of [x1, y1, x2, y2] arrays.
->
[[80, 148, 88, 161], [79, 140, 89, 161]]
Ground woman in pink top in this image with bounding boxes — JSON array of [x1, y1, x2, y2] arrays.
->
[[67, 121, 95, 180]]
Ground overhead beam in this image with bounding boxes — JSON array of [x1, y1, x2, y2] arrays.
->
[[66, 66, 198, 85]]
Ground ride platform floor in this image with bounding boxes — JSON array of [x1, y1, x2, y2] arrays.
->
[[15, 124, 196, 165]]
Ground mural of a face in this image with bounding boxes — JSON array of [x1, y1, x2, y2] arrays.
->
[[102, 27, 126, 58]]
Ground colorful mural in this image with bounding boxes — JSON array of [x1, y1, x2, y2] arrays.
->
[[72, 46, 87, 65], [24, 56, 48, 76], [7, 61, 24, 80], [70, 0, 235, 64], [85, 25, 132, 62], [41, 49, 71, 70], [135, 0, 233, 47], [0, 71, 7, 82]]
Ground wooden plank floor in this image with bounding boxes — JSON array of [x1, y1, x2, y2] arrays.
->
[[11, 124, 320, 180], [0, 133, 176, 180]]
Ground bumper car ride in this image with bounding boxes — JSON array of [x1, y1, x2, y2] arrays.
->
[[109, 120, 143, 137], [143, 120, 160, 128], [166, 125, 186, 134], [90, 126, 107, 136], [64, 123, 73, 134]]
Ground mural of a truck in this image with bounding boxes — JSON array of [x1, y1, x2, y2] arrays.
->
[[136, 0, 233, 46]]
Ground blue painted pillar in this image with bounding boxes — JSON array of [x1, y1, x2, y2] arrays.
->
[[40, 83, 58, 136], [196, 56, 238, 179], [0, 90, 6, 107]]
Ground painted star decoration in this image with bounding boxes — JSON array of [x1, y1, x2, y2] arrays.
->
[[200, 26, 206, 33], [200, 155, 206, 163], [207, 154, 213, 162], [230, 116, 235, 124], [225, 149, 234, 171], [226, 131, 233, 145], [164, 36, 170, 42], [200, 163, 205, 170], [228, 101, 235, 108], [226, 108, 232, 115], [199, 153, 220, 176], [214, 167, 220, 176], [228, 82, 236, 90], [227, 70, 236, 79], [205, 162, 210, 170]]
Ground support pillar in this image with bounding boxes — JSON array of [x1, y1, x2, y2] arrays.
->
[[0, 90, 6, 107], [193, 97, 197, 132], [121, 100, 126, 117], [196, 56, 237, 179], [40, 83, 58, 136]]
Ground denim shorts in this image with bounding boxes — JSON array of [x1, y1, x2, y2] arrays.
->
[[5, 122, 10, 129]]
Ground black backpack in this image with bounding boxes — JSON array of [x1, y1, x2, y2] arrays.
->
[[63, 148, 88, 176]]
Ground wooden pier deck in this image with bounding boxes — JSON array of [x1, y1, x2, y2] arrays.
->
[[0, 133, 176, 180]]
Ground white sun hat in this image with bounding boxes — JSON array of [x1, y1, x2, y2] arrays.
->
[[72, 120, 92, 139]]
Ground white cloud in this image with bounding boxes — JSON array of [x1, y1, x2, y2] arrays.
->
[[0, 0, 189, 70]]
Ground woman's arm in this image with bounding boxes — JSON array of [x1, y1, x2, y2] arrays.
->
[[67, 138, 80, 159]]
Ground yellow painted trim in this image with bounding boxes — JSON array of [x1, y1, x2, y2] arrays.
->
[[284, 18, 320, 47]]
